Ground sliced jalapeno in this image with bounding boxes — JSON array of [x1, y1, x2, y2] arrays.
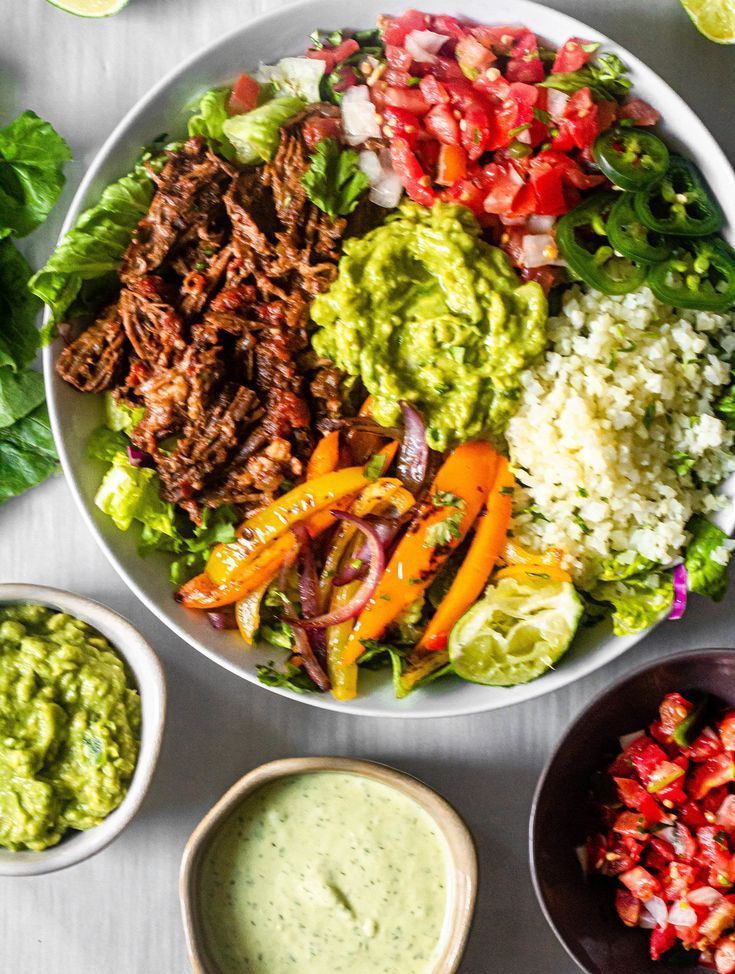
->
[[607, 193, 673, 263], [648, 236, 735, 312], [556, 191, 648, 295], [593, 126, 669, 192], [634, 155, 724, 237]]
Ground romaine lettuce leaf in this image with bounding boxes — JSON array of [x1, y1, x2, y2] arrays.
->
[[256, 57, 325, 103], [0, 238, 41, 370], [0, 110, 71, 238], [222, 96, 304, 164], [94, 450, 176, 535], [0, 367, 45, 429], [685, 515, 734, 602], [597, 551, 655, 582], [0, 403, 58, 504], [105, 392, 144, 433], [591, 570, 674, 636], [29, 160, 159, 325], [187, 87, 237, 161]]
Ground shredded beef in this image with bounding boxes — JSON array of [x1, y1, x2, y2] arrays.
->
[[55, 111, 374, 523]]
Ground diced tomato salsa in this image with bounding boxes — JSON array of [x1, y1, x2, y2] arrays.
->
[[586, 692, 735, 971]]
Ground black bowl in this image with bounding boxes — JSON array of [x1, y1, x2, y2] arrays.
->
[[530, 648, 735, 974]]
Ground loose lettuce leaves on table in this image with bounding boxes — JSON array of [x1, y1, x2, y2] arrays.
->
[[29, 160, 159, 325], [685, 515, 734, 602], [0, 367, 45, 429], [0, 238, 41, 370], [0, 404, 59, 504], [0, 110, 71, 238], [222, 96, 304, 165], [591, 569, 674, 636], [301, 138, 370, 219]]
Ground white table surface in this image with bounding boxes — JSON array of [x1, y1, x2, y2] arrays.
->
[[2, 0, 734, 971]]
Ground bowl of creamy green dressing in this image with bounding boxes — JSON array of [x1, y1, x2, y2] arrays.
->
[[0, 583, 166, 876], [180, 757, 477, 974]]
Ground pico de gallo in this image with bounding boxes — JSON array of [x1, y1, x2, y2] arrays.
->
[[585, 692, 735, 971]]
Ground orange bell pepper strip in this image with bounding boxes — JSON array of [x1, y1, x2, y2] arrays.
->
[[494, 563, 572, 584], [416, 455, 512, 653], [206, 467, 383, 586], [340, 441, 496, 666], [306, 431, 341, 480], [502, 538, 565, 568]]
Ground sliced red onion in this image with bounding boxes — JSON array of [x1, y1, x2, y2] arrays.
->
[[688, 886, 724, 908], [126, 444, 153, 468], [396, 400, 429, 494], [57, 321, 73, 346], [207, 607, 238, 630], [292, 523, 327, 667], [333, 515, 402, 585], [296, 511, 385, 630], [669, 563, 688, 620], [291, 624, 330, 692]]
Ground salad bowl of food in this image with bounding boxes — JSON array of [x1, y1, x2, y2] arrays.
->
[[41, 0, 735, 716]]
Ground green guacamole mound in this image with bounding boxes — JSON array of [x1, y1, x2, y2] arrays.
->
[[311, 201, 548, 451], [0, 603, 141, 851]]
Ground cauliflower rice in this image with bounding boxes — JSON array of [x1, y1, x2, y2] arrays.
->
[[507, 286, 735, 588]]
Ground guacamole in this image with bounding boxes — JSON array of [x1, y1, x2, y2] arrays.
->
[[0, 603, 141, 851], [311, 201, 548, 451]]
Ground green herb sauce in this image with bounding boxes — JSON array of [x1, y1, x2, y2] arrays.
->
[[0, 602, 141, 850], [200, 772, 451, 973]]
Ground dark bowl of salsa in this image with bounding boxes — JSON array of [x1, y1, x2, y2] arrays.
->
[[530, 648, 735, 974]]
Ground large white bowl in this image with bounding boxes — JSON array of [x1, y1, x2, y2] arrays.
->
[[44, 0, 735, 718]]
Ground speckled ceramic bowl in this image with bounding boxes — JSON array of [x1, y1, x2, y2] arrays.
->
[[530, 648, 735, 974], [180, 756, 478, 974], [0, 583, 166, 876]]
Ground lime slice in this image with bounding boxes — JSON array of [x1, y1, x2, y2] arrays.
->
[[681, 0, 735, 42], [46, 0, 129, 17], [448, 575, 583, 686]]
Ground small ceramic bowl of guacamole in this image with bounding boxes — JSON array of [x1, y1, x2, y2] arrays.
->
[[0, 583, 166, 876], [180, 756, 477, 974]]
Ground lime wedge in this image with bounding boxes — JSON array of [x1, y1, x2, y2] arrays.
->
[[46, 0, 129, 16], [681, 0, 735, 42], [448, 575, 583, 686]]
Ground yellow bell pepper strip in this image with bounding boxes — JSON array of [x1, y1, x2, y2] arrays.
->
[[234, 579, 272, 643], [306, 431, 341, 480], [502, 538, 565, 567], [326, 580, 362, 701], [176, 543, 285, 609], [318, 480, 415, 611], [206, 467, 378, 586], [399, 650, 451, 695], [340, 441, 496, 666], [415, 454, 511, 653], [494, 563, 572, 583]]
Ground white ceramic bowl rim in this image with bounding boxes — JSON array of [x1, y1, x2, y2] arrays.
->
[[0, 584, 166, 876], [43, 0, 735, 719]]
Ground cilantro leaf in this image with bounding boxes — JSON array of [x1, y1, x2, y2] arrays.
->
[[424, 509, 464, 549], [540, 52, 632, 102], [256, 661, 320, 693], [0, 111, 71, 238], [301, 138, 369, 219]]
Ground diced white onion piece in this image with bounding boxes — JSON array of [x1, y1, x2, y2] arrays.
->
[[639, 912, 657, 930], [521, 233, 562, 268], [643, 896, 668, 929], [500, 215, 529, 227], [547, 87, 570, 120], [619, 731, 645, 751], [717, 794, 735, 825], [358, 149, 403, 209], [341, 86, 381, 146], [689, 886, 725, 907], [404, 29, 450, 63], [527, 214, 556, 234], [669, 901, 697, 927]]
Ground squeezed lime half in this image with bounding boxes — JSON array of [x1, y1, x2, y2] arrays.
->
[[46, 0, 129, 17], [681, 0, 735, 42], [448, 575, 583, 686]]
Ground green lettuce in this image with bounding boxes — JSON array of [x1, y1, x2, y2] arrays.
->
[[597, 551, 655, 582], [94, 451, 176, 535], [685, 515, 734, 602], [591, 570, 674, 636], [0, 110, 71, 238], [301, 138, 369, 219], [257, 57, 324, 103], [222, 96, 304, 164], [29, 160, 159, 325], [0, 404, 58, 504], [187, 87, 237, 161], [0, 239, 41, 370], [0, 367, 45, 429]]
